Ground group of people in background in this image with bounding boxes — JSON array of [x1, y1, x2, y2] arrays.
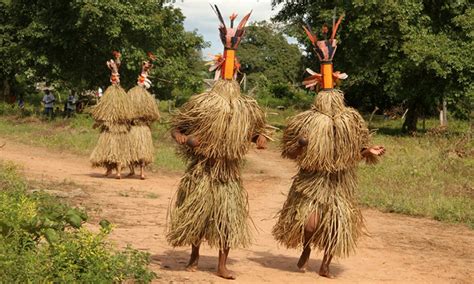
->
[[40, 90, 77, 119]]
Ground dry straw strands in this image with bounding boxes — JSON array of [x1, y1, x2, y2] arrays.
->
[[167, 79, 270, 249], [282, 89, 370, 173], [172, 79, 269, 162], [126, 85, 160, 166], [128, 124, 154, 166], [167, 162, 251, 249], [274, 88, 371, 257], [91, 84, 134, 124], [272, 168, 364, 258], [128, 85, 160, 123], [90, 124, 132, 168]]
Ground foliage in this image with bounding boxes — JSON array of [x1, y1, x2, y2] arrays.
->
[[238, 21, 308, 108], [239, 21, 303, 86], [272, 0, 473, 131], [1, 0, 206, 101], [0, 162, 156, 282]]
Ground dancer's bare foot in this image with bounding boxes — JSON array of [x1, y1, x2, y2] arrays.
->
[[186, 244, 200, 272], [217, 267, 236, 280], [140, 165, 145, 180], [127, 169, 135, 177], [319, 264, 335, 278], [217, 248, 235, 280], [116, 164, 122, 180], [104, 168, 112, 176], [319, 252, 334, 278], [297, 247, 311, 272]]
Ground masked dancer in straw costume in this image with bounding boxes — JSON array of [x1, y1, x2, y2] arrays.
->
[[90, 51, 134, 179], [272, 14, 386, 278], [167, 5, 270, 280], [127, 54, 160, 180]]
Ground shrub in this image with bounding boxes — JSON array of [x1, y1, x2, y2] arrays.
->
[[0, 162, 156, 282]]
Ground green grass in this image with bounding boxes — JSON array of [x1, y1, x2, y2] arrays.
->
[[360, 117, 473, 227], [0, 109, 185, 171], [0, 105, 472, 228]]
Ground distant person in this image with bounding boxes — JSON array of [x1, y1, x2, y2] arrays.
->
[[17, 95, 25, 109], [42, 90, 55, 119], [66, 92, 77, 118]]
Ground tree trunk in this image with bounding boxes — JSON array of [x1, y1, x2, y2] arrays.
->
[[3, 79, 11, 102], [402, 104, 418, 134]]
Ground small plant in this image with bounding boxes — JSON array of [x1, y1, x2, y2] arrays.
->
[[0, 162, 156, 282]]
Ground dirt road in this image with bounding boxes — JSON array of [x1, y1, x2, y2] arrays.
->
[[1, 140, 473, 283]]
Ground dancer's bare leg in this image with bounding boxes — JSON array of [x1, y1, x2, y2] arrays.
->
[[128, 165, 135, 177], [104, 165, 113, 176], [116, 163, 122, 179], [186, 243, 200, 272], [217, 247, 235, 280], [319, 251, 334, 278], [140, 162, 145, 180], [298, 212, 319, 272]]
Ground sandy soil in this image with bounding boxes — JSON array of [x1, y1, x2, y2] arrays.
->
[[1, 139, 473, 283]]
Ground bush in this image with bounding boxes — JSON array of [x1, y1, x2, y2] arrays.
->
[[254, 83, 313, 109], [0, 162, 156, 282]]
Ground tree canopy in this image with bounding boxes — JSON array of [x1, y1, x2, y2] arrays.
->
[[272, 0, 473, 131], [1, 0, 206, 99], [239, 22, 303, 88]]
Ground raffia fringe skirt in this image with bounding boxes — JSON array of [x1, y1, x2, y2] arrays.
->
[[272, 168, 364, 258], [167, 159, 251, 249]]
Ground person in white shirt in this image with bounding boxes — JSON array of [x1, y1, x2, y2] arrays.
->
[[42, 90, 55, 119], [66, 92, 77, 117]]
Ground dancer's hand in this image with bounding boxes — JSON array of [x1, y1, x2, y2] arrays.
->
[[298, 136, 308, 147], [362, 145, 386, 157], [256, 135, 267, 149], [172, 129, 187, 145], [186, 136, 200, 148]]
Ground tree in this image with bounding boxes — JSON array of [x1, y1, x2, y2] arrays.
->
[[1, 0, 206, 100], [238, 21, 303, 93], [272, 0, 473, 132]]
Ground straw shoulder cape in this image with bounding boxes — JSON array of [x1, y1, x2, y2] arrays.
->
[[167, 79, 269, 249], [272, 89, 371, 258]]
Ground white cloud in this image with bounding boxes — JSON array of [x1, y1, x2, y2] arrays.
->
[[172, 0, 283, 57]]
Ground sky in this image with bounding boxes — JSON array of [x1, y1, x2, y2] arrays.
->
[[172, 0, 284, 58]]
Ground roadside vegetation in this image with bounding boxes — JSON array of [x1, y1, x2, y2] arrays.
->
[[0, 162, 156, 282]]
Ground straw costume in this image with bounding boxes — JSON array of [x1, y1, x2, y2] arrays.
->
[[272, 15, 385, 277], [90, 52, 134, 179], [127, 54, 160, 179], [167, 5, 270, 280]]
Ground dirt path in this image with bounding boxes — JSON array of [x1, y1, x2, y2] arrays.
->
[[1, 139, 473, 283]]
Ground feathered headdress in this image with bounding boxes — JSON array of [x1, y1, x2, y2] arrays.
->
[[137, 52, 156, 89], [302, 13, 348, 90], [107, 51, 121, 84], [208, 5, 252, 80]]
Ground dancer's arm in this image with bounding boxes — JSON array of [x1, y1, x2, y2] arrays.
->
[[171, 128, 200, 148]]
